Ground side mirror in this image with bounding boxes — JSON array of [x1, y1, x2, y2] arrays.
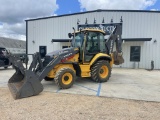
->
[[68, 33, 72, 38]]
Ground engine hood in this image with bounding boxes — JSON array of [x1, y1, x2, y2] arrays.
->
[[46, 47, 79, 57], [43, 47, 79, 67]]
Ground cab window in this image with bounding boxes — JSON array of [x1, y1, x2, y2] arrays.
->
[[86, 32, 99, 53], [86, 32, 106, 53], [72, 33, 84, 47], [99, 33, 106, 53]]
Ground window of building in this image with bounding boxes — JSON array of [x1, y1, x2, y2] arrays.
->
[[130, 46, 141, 62]]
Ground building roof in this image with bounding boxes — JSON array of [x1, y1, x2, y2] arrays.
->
[[26, 9, 160, 22], [0, 37, 26, 49]]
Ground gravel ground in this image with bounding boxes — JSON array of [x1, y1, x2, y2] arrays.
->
[[0, 87, 160, 120]]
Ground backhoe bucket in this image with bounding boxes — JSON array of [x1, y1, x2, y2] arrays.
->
[[113, 51, 124, 65], [8, 69, 43, 99]]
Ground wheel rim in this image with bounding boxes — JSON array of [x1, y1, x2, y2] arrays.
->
[[99, 65, 108, 78], [62, 73, 73, 85]]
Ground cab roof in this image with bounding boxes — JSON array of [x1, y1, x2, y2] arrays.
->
[[75, 29, 105, 34]]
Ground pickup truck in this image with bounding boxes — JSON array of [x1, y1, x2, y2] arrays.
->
[[0, 47, 11, 68]]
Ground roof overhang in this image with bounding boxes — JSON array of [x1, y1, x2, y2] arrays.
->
[[123, 38, 152, 42], [52, 38, 152, 43], [51, 39, 70, 42]]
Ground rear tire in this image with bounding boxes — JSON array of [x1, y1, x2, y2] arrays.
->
[[55, 68, 75, 89], [91, 60, 111, 82]]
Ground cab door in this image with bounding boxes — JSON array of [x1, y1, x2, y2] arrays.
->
[[83, 32, 101, 63], [83, 32, 107, 63]]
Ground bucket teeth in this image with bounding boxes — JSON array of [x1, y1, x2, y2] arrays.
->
[[8, 83, 21, 99]]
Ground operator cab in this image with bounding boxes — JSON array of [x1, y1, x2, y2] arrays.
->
[[69, 29, 107, 62]]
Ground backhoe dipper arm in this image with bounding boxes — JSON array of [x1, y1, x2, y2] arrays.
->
[[105, 23, 124, 65], [115, 24, 123, 55], [106, 23, 123, 54]]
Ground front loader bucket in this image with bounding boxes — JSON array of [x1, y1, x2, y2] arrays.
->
[[8, 70, 43, 99]]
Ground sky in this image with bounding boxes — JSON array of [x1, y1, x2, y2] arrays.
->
[[0, 0, 159, 41]]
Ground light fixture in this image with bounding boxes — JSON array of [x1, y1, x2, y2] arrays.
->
[[153, 39, 157, 43]]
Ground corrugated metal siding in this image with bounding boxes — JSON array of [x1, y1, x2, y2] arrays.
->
[[27, 11, 160, 69]]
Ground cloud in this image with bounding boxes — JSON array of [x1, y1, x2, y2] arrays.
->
[[0, 0, 58, 40], [0, 23, 26, 40], [0, 23, 25, 40], [78, 0, 157, 11], [0, 0, 58, 24]]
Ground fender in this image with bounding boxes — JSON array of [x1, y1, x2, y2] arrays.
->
[[89, 53, 112, 66]]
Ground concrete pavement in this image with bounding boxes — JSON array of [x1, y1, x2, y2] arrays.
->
[[0, 67, 160, 102]]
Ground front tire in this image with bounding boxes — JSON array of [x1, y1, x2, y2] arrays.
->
[[55, 68, 75, 89], [91, 60, 111, 82]]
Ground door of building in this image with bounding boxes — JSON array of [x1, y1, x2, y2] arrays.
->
[[39, 46, 47, 58]]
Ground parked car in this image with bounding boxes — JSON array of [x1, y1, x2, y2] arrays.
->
[[0, 47, 11, 68]]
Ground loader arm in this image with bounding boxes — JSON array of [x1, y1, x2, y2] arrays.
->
[[37, 47, 79, 81], [8, 47, 79, 99]]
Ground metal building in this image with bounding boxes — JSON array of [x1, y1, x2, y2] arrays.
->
[[26, 9, 160, 69]]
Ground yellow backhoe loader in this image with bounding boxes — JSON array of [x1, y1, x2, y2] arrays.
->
[[8, 23, 124, 99]]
